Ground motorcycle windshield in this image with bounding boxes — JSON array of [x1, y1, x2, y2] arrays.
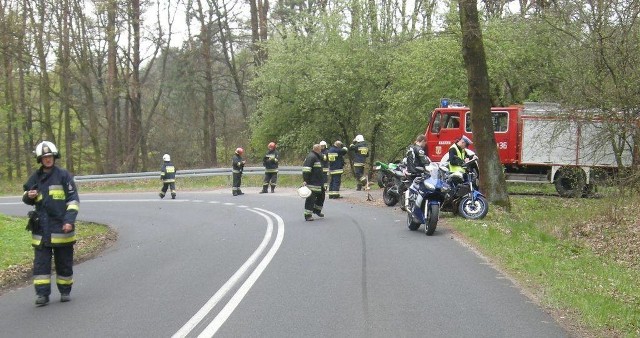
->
[[424, 163, 448, 189]]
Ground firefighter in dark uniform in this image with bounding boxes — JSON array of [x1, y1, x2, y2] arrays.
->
[[327, 140, 348, 199], [159, 153, 177, 199], [319, 140, 329, 190], [302, 144, 326, 221], [349, 134, 369, 190], [260, 142, 279, 193], [232, 147, 246, 196], [406, 135, 431, 177], [23, 141, 80, 306]]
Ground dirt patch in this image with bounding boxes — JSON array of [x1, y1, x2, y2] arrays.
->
[[0, 227, 118, 296]]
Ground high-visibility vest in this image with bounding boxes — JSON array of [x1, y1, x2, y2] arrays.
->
[[448, 144, 465, 174]]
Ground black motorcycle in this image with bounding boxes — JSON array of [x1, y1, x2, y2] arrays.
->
[[374, 161, 411, 209], [441, 160, 489, 220]]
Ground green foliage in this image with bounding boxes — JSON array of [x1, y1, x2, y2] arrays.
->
[[251, 33, 392, 159], [0, 214, 110, 270]]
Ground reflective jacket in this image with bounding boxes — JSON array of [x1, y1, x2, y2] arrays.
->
[[160, 161, 176, 182], [23, 166, 80, 248], [302, 151, 324, 191], [232, 154, 245, 174], [349, 141, 369, 166], [327, 146, 348, 173], [263, 150, 279, 173], [448, 144, 469, 174]]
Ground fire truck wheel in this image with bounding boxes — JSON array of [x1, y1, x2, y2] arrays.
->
[[554, 167, 586, 198]]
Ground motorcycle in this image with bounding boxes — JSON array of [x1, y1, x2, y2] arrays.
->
[[405, 162, 450, 236], [374, 161, 413, 209], [441, 159, 489, 220]]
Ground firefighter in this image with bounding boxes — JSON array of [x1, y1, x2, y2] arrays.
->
[[327, 140, 348, 199], [232, 147, 246, 196], [349, 134, 369, 190], [22, 141, 80, 306], [405, 135, 431, 177], [319, 140, 329, 190], [448, 135, 475, 183], [159, 154, 177, 199], [302, 144, 326, 221], [261, 142, 279, 193]]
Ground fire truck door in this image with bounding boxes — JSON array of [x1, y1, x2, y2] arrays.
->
[[427, 111, 461, 162]]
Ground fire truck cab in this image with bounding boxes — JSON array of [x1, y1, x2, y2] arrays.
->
[[424, 100, 632, 197]]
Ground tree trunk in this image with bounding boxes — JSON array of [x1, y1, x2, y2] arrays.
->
[[60, 0, 75, 172], [459, 0, 511, 210], [127, 0, 143, 172], [105, 0, 118, 173], [29, 0, 55, 142], [196, 0, 218, 166]]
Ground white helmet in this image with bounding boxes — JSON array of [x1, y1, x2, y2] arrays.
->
[[163, 154, 171, 161], [297, 186, 312, 198], [35, 141, 60, 163], [319, 140, 327, 147], [354, 134, 364, 142]]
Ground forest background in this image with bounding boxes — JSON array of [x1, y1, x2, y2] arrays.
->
[[0, 0, 638, 179]]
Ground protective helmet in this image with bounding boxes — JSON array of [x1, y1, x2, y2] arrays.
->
[[163, 154, 171, 161], [319, 140, 327, 147], [461, 135, 473, 145], [334, 140, 343, 147], [235, 147, 244, 155], [354, 134, 364, 143], [268, 142, 276, 150], [35, 141, 60, 163], [297, 186, 312, 198]]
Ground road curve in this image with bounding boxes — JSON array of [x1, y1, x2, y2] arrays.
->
[[0, 188, 567, 337]]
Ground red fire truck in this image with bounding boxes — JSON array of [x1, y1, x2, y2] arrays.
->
[[424, 101, 633, 197]]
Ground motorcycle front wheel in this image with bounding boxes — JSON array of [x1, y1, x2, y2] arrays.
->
[[458, 195, 489, 220], [425, 203, 439, 236], [383, 186, 399, 206]]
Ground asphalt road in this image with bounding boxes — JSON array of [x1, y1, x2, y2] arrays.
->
[[0, 188, 568, 337]]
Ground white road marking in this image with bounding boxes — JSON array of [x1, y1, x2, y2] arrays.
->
[[197, 208, 285, 337], [172, 209, 277, 338], [1, 196, 285, 337]]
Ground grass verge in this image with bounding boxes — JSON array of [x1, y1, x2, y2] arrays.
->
[[0, 214, 116, 294], [447, 195, 640, 337]]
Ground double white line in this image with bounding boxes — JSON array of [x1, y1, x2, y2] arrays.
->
[[172, 207, 285, 338]]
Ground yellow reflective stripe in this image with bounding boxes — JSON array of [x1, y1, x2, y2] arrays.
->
[[302, 167, 312, 172], [49, 186, 65, 200], [162, 179, 176, 183], [36, 194, 43, 202], [166, 166, 175, 173], [34, 275, 51, 285], [265, 169, 278, 173], [32, 235, 42, 246], [313, 163, 322, 167], [354, 163, 365, 167], [330, 170, 344, 174], [56, 276, 74, 285], [51, 232, 76, 244], [67, 203, 79, 211]]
